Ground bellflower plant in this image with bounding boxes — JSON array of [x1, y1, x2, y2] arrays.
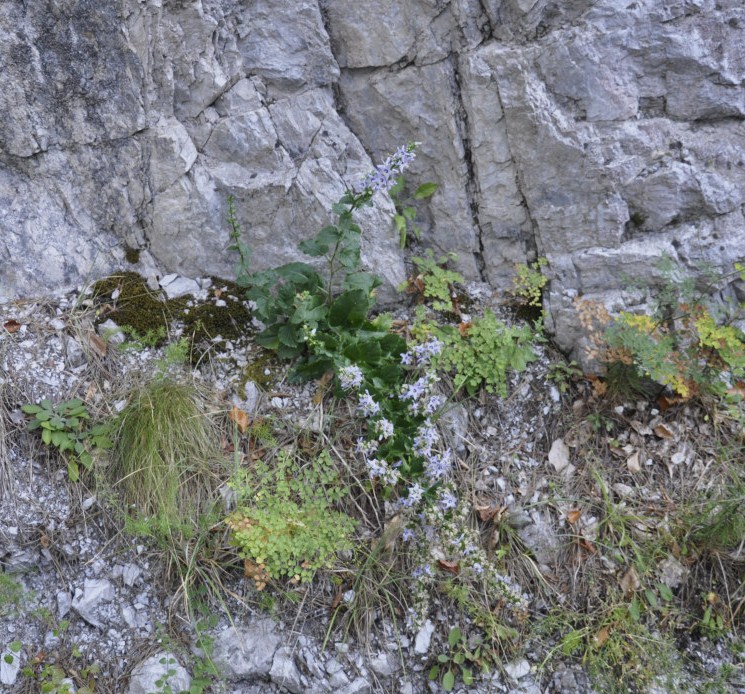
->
[[339, 337, 457, 513]]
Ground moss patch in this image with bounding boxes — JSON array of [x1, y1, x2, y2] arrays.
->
[[124, 246, 141, 264], [92, 272, 187, 347], [182, 278, 254, 361], [241, 349, 282, 389]]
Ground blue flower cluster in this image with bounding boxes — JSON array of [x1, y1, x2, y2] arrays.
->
[[353, 143, 417, 195], [341, 337, 456, 519]]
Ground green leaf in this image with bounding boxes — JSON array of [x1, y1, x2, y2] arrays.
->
[[628, 598, 641, 622], [438, 654, 449, 664], [67, 460, 79, 483], [442, 670, 456, 691], [403, 205, 416, 221], [278, 324, 300, 348], [329, 290, 370, 328], [645, 588, 659, 609], [658, 583, 674, 602], [462, 667, 474, 685], [428, 665, 440, 681], [343, 271, 381, 294], [414, 182, 438, 199], [299, 226, 341, 257], [21, 404, 43, 414], [9, 641, 22, 653], [42, 428, 52, 445], [3, 655, 13, 664], [448, 627, 462, 647], [275, 262, 323, 288], [389, 176, 405, 198], [561, 630, 584, 656], [453, 653, 465, 665]]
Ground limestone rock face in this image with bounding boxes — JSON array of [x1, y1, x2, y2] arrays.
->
[[2, 0, 745, 353]]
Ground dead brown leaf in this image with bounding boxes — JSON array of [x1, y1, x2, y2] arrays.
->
[[626, 450, 641, 473], [437, 559, 460, 575], [654, 423, 674, 439], [475, 504, 503, 522], [87, 332, 108, 358], [620, 565, 640, 597], [567, 509, 582, 525], [229, 406, 250, 434], [2, 319, 21, 334], [592, 627, 610, 648]]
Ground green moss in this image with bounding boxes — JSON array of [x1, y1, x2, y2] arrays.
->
[[92, 272, 187, 347], [241, 350, 282, 389], [182, 278, 254, 360], [124, 246, 141, 264]]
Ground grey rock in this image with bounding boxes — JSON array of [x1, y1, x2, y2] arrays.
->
[[71, 579, 116, 628], [4, 548, 42, 574], [212, 621, 281, 681], [98, 320, 126, 346], [369, 652, 401, 678], [329, 670, 351, 689], [659, 555, 688, 589], [0, 646, 21, 686], [414, 619, 435, 655], [269, 647, 304, 693], [1, 0, 744, 360], [337, 678, 372, 694], [505, 659, 531, 680], [127, 652, 191, 694], [56, 590, 72, 619], [159, 275, 199, 299], [516, 510, 562, 569], [64, 337, 86, 369]]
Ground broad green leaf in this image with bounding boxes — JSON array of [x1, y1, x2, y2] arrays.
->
[[448, 627, 462, 647], [414, 182, 438, 199], [68, 460, 80, 483], [278, 324, 300, 348], [438, 654, 449, 664], [42, 428, 52, 445], [403, 205, 416, 220], [628, 598, 641, 622], [343, 271, 381, 294], [658, 583, 674, 602], [428, 665, 440, 681], [21, 404, 43, 414], [329, 290, 369, 328], [442, 670, 455, 691], [645, 589, 658, 609], [299, 226, 340, 257], [462, 667, 474, 685]]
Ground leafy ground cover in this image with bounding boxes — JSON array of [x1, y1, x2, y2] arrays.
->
[[0, 147, 743, 692]]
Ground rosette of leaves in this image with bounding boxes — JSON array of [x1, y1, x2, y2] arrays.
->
[[435, 310, 537, 397], [429, 627, 490, 691], [22, 398, 113, 481], [226, 450, 356, 586]]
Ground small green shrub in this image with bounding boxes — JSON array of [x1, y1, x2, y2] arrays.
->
[[507, 257, 548, 310], [229, 144, 415, 377], [408, 250, 464, 313], [435, 310, 537, 397], [21, 398, 113, 482], [429, 627, 490, 691], [577, 261, 745, 400], [227, 450, 356, 587]]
